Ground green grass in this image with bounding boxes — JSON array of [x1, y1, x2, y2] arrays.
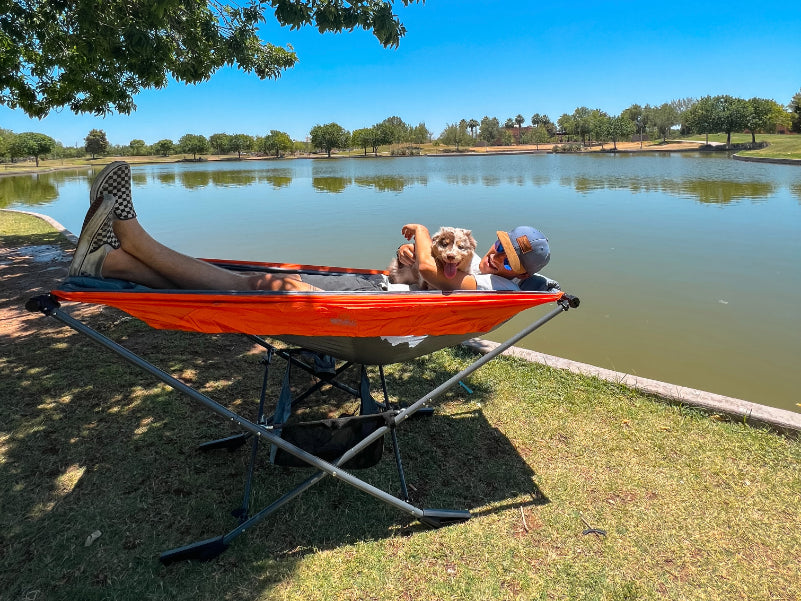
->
[[688, 132, 801, 159], [2, 213, 800, 601]]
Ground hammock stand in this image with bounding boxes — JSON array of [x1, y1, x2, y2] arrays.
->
[[26, 260, 579, 563]]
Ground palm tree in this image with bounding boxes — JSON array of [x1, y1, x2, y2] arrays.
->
[[514, 114, 525, 143], [467, 118, 479, 138]]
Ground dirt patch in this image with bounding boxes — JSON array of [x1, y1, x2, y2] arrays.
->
[[0, 226, 88, 340]]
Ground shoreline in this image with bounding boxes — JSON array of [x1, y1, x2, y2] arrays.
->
[[3, 141, 799, 178], [5, 208, 799, 434]]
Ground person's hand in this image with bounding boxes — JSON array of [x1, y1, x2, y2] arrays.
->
[[401, 223, 428, 241], [396, 243, 415, 266]]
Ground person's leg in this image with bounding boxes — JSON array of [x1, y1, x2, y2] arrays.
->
[[110, 217, 252, 290], [85, 162, 321, 291], [101, 248, 179, 289], [109, 218, 322, 291]]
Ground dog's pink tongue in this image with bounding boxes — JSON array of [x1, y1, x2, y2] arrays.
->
[[444, 262, 458, 278]]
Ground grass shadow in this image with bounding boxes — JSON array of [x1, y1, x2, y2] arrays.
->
[[3, 284, 546, 600]]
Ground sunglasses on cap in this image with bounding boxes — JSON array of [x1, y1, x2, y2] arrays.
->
[[493, 239, 513, 271]]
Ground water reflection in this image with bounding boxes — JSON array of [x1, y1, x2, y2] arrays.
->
[[312, 177, 349, 194], [791, 182, 801, 204], [0, 169, 87, 208], [143, 168, 295, 190], [565, 175, 775, 204], [353, 175, 427, 192]]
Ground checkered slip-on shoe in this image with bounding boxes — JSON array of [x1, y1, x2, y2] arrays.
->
[[68, 193, 120, 278], [89, 161, 137, 220]]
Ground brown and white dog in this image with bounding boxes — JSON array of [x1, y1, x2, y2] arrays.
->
[[388, 226, 477, 289]]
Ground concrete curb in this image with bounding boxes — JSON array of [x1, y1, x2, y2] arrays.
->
[[732, 154, 801, 166], [462, 338, 801, 436]]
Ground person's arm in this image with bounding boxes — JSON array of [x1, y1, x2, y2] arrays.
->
[[401, 224, 477, 291]]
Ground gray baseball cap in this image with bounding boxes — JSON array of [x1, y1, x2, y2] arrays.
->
[[496, 226, 550, 275]]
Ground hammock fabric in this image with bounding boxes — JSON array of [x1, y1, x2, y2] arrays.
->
[[28, 258, 578, 563], [50, 259, 565, 339]]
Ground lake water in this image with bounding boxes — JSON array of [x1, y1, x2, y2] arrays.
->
[[2, 154, 800, 413]]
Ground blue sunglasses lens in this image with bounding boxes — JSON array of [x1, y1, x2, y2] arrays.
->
[[494, 239, 512, 271]]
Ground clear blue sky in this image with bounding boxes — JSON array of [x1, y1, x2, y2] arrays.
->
[[2, 0, 799, 147]]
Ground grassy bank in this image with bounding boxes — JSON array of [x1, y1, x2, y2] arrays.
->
[[2, 212, 800, 600]]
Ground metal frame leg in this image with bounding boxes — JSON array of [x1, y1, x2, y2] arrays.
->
[[26, 293, 578, 563]]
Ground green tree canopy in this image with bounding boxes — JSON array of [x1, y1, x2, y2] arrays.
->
[[310, 123, 350, 158], [129, 139, 147, 156], [2, 1, 422, 118], [745, 97, 790, 142], [645, 103, 679, 142], [229, 133, 255, 158], [261, 130, 293, 157], [789, 89, 801, 133], [209, 133, 232, 155], [683, 96, 718, 143], [408, 122, 431, 145], [0, 128, 13, 159], [84, 129, 109, 159], [179, 133, 210, 160], [521, 125, 551, 149], [438, 122, 471, 150], [478, 116, 501, 145], [607, 114, 636, 150], [378, 116, 409, 146], [9, 131, 55, 166], [713, 95, 750, 145], [153, 139, 175, 157], [352, 126, 388, 156]]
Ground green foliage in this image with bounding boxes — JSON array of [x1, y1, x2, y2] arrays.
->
[[84, 129, 109, 159], [260, 130, 293, 157], [438, 122, 471, 150], [209, 133, 232, 155], [499, 128, 514, 146], [553, 142, 582, 153], [478, 116, 501, 144], [714, 95, 751, 145], [521, 125, 551, 148], [378, 115, 410, 145], [745, 97, 789, 142], [8, 131, 56, 166], [229, 133, 255, 158], [309, 122, 350, 157], [0, 127, 13, 159], [1, 0, 422, 118], [408, 122, 431, 144], [607, 115, 635, 149], [645, 103, 679, 142], [178, 133, 210, 160], [128, 139, 147, 156], [790, 88, 801, 133], [153, 139, 175, 156]]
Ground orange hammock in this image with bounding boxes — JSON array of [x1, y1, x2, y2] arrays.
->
[[50, 260, 568, 363], [27, 258, 579, 563]]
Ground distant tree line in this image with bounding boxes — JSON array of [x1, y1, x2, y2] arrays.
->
[[2, 90, 800, 164]]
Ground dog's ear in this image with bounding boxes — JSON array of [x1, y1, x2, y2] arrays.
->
[[463, 229, 477, 247]]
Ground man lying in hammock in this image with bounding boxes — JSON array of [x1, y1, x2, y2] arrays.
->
[[69, 161, 551, 292]]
